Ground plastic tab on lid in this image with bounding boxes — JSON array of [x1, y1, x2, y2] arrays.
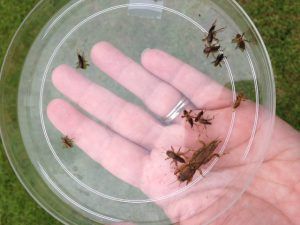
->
[[128, 0, 163, 19]]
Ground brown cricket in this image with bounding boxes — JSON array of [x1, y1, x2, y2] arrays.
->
[[182, 109, 194, 128], [232, 33, 250, 52], [194, 110, 214, 126], [212, 53, 227, 67], [61, 135, 74, 149], [203, 44, 221, 57], [175, 139, 222, 184], [202, 20, 225, 45], [166, 146, 186, 166], [233, 92, 246, 110], [76, 50, 90, 69]]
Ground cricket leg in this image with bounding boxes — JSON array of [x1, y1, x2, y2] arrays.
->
[[198, 168, 204, 177], [176, 147, 182, 154], [211, 153, 221, 158], [215, 27, 225, 33], [214, 37, 220, 42], [183, 148, 195, 155], [198, 139, 206, 147]]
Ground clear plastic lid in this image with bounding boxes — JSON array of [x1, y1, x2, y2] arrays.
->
[[0, 0, 275, 224]]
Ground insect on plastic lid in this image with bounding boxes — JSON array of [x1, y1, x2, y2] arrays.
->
[[0, 1, 275, 224]]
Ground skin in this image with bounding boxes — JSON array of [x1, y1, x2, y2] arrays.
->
[[47, 42, 300, 225]]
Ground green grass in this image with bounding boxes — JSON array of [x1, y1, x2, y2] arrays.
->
[[239, 0, 300, 130], [0, 0, 299, 224], [0, 1, 67, 224]]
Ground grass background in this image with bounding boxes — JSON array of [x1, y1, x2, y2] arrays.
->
[[0, 0, 299, 224]]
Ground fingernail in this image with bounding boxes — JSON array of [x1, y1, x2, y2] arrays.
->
[[141, 48, 151, 57]]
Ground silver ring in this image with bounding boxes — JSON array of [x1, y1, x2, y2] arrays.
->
[[164, 97, 189, 124]]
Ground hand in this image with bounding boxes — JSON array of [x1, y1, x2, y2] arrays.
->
[[47, 42, 300, 225]]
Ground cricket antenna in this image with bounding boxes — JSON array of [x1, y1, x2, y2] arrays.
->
[[168, 178, 180, 186]]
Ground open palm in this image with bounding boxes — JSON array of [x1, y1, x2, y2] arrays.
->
[[47, 42, 300, 225]]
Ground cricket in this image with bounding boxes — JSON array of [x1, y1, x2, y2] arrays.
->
[[61, 135, 74, 149], [203, 44, 221, 57], [175, 139, 222, 184], [212, 53, 227, 67], [232, 33, 250, 52], [233, 92, 247, 110], [182, 109, 195, 128], [165, 146, 186, 166], [202, 20, 225, 45], [76, 50, 90, 69]]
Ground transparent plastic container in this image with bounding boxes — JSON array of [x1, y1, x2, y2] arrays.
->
[[0, 0, 275, 224]]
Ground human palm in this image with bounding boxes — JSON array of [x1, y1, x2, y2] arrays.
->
[[47, 42, 300, 225], [211, 118, 300, 225]]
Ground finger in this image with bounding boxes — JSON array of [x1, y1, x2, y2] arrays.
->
[[106, 222, 136, 225], [52, 65, 162, 149], [91, 42, 183, 117], [47, 99, 148, 187], [141, 49, 232, 109]]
